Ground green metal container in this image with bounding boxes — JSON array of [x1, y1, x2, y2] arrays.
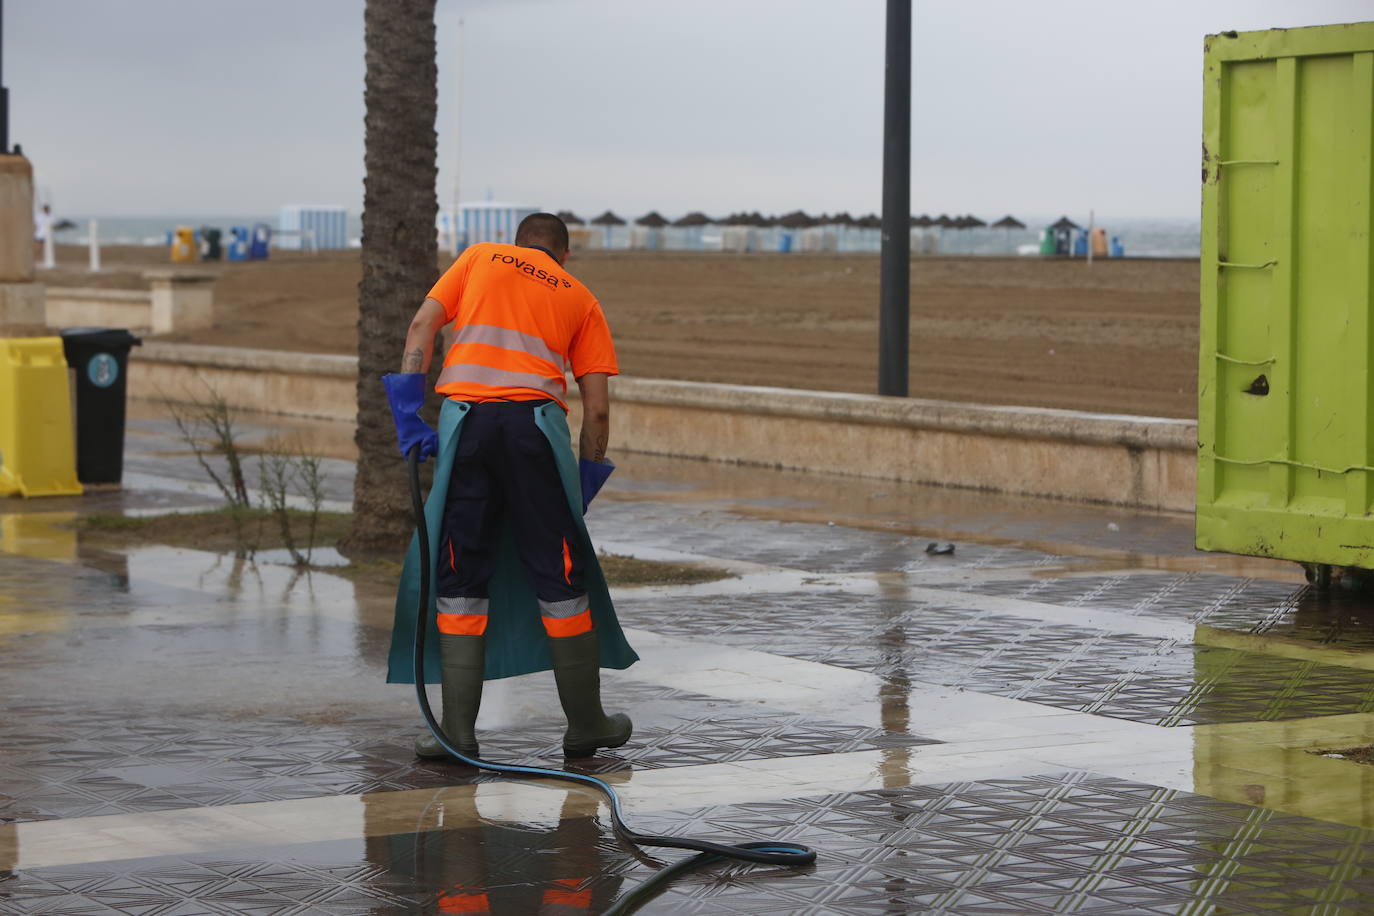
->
[[1197, 22, 1374, 570]]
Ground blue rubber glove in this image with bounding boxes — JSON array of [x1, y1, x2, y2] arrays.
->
[[382, 373, 438, 462], [579, 457, 615, 513]]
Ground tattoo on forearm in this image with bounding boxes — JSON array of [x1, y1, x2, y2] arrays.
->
[[401, 348, 423, 373], [593, 433, 607, 463]]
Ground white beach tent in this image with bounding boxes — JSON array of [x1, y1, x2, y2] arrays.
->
[[278, 206, 348, 250], [449, 202, 540, 249]]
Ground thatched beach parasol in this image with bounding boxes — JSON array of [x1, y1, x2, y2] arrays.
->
[[556, 210, 585, 226], [722, 211, 769, 227], [672, 211, 715, 227], [591, 210, 626, 226], [777, 210, 816, 229], [991, 215, 1026, 253], [635, 211, 669, 228]]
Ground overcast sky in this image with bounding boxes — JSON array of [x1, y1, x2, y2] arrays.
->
[[7, 0, 1373, 222]]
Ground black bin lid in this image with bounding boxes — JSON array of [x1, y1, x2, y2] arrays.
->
[[59, 328, 144, 349]]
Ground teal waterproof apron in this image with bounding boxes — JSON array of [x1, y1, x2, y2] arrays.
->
[[386, 398, 638, 684]]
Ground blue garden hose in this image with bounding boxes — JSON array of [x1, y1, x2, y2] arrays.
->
[[407, 448, 816, 913]]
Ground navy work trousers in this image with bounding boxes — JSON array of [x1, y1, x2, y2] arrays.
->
[[436, 401, 587, 611]]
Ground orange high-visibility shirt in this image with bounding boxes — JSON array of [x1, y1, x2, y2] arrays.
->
[[426, 243, 618, 409]]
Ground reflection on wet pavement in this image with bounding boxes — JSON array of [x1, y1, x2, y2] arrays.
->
[[8, 772, 1374, 914], [621, 589, 1374, 727], [0, 682, 931, 823], [7, 411, 1374, 911]]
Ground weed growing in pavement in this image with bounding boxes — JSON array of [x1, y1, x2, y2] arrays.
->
[[166, 383, 253, 554], [257, 437, 327, 568], [167, 383, 250, 509], [165, 384, 327, 565]]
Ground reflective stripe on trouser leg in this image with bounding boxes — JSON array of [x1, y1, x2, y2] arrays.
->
[[539, 595, 592, 638], [437, 596, 489, 635]]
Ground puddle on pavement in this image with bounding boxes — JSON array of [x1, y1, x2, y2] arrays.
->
[[1194, 714, 1374, 829], [11, 434, 1374, 904], [8, 771, 1374, 913]]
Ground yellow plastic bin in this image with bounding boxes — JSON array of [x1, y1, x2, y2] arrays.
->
[[0, 337, 83, 497], [170, 226, 196, 263]]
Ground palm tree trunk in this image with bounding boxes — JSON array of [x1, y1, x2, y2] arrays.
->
[[341, 0, 439, 558]]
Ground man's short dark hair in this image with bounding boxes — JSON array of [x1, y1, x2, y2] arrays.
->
[[515, 212, 570, 255]]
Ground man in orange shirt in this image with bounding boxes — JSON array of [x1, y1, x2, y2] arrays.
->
[[383, 212, 635, 760]]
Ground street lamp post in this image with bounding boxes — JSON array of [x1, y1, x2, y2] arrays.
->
[[1, 0, 10, 154], [878, 0, 911, 397]]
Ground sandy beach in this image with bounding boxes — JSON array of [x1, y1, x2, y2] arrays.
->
[[47, 245, 1200, 419]]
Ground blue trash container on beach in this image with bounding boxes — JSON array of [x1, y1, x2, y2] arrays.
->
[[227, 226, 249, 261], [1072, 231, 1088, 257], [249, 223, 271, 260]]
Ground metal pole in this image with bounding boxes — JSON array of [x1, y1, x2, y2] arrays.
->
[[1086, 208, 1094, 267], [878, 0, 911, 397], [450, 16, 464, 256], [88, 219, 100, 271], [1, 0, 10, 154]]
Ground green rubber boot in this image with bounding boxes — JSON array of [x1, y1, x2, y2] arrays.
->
[[548, 629, 632, 757], [414, 634, 485, 760]]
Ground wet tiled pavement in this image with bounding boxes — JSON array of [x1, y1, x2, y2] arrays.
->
[[5, 407, 1374, 912]]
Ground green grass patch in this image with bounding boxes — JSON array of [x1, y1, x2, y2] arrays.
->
[[78, 508, 351, 555], [598, 552, 730, 586], [75, 511, 730, 587]]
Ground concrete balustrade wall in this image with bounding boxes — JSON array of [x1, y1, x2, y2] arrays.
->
[[130, 343, 356, 422], [45, 272, 217, 334], [46, 288, 154, 330], [130, 343, 1197, 512]]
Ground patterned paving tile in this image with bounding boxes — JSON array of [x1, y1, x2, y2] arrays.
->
[[620, 591, 1374, 727], [950, 570, 1374, 650], [0, 682, 932, 824], [593, 501, 1068, 573], [6, 773, 1374, 914]]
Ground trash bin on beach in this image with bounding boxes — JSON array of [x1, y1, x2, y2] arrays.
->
[[59, 328, 142, 485], [201, 227, 223, 261], [249, 223, 271, 260], [170, 226, 196, 263], [1090, 227, 1108, 258], [227, 226, 249, 261]]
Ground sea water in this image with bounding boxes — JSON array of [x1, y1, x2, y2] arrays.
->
[[53, 215, 1201, 259]]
